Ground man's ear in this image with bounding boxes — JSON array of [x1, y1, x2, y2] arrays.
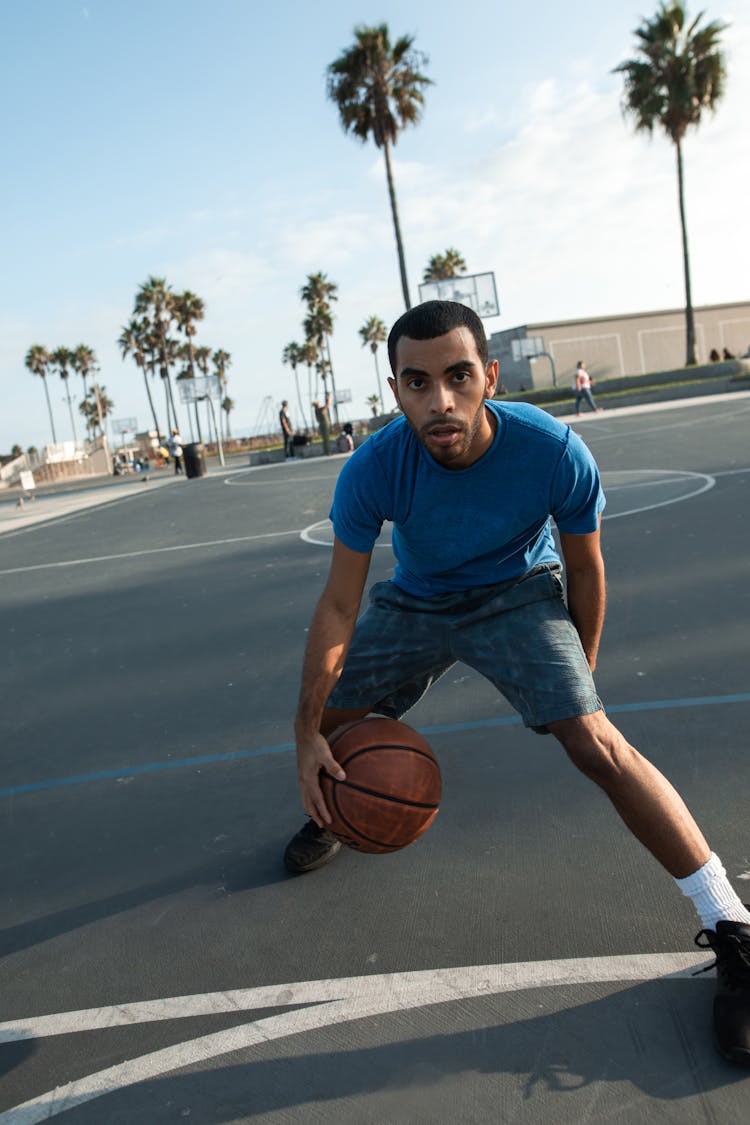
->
[[387, 375, 400, 407], [485, 359, 499, 398]]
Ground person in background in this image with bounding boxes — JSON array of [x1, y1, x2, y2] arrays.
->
[[312, 392, 333, 455], [279, 400, 295, 459], [167, 428, 183, 474], [574, 361, 602, 416], [336, 422, 354, 454]]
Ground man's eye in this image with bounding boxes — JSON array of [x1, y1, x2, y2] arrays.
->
[[407, 378, 424, 390], [454, 372, 470, 383]]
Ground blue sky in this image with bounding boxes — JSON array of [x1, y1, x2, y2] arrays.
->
[[2, 0, 748, 451]]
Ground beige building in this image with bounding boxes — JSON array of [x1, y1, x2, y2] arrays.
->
[[488, 300, 750, 391]]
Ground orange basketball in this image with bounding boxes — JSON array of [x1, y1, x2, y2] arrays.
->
[[319, 717, 441, 853]]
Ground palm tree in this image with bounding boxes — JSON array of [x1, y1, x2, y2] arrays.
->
[[301, 272, 339, 420], [282, 341, 309, 430], [173, 290, 205, 382], [134, 276, 181, 429], [423, 247, 468, 282], [366, 393, 381, 417], [213, 349, 232, 437], [71, 344, 101, 438], [301, 271, 338, 311], [71, 344, 98, 404], [188, 343, 214, 442], [51, 346, 77, 442], [327, 24, 432, 310], [299, 339, 318, 427], [79, 384, 114, 438], [25, 344, 57, 444], [212, 348, 231, 393], [118, 319, 162, 438], [303, 307, 333, 384], [358, 315, 387, 409], [614, 3, 727, 366], [221, 396, 235, 439]]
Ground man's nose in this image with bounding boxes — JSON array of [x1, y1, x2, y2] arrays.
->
[[430, 383, 454, 412]]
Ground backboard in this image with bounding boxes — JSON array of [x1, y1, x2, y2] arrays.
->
[[418, 271, 500, 319], [511, 337, 545, 361], [178, 375, 221, 403]]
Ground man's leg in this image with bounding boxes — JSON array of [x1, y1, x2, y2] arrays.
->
[[283, 706, 371, 874], [547, 710, 708, 876], [285, 578, 457, 874], [549, 709, 750, 1065]]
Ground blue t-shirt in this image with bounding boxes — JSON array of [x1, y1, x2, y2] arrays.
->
[[330, 400, 606, 597]]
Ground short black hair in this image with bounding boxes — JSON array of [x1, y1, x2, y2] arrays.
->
[[387, 300, 489, 373]]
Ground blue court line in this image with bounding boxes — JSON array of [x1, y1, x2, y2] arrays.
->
[[1, 692, 749, 800]]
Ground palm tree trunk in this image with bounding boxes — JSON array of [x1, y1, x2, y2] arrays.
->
[[142, 369, 162, 438], [42, 376, 57, 444], [676, 139, 696, 366], [325, 338, 340, 426], [165, 373, 181, 433], [81, 377, 88, 440], [372, 347, 385, 409], [163, 378, 173, 432], [64, 381, 78, 443], [383, 140, 412, 310], [307, 364, 314, 433], [293, 365, 308, 430]]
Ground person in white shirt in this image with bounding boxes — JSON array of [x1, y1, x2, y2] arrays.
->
[[574, 361, 602, 415], [167, 428, 183, 474]]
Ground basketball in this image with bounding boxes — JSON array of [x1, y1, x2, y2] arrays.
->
[[319, 717, 441, 853]]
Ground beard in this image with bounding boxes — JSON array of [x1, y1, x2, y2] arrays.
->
[[406, 401, 488, 467]]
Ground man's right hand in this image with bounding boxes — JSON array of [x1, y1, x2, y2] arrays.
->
[[296, 732, 346, 828]]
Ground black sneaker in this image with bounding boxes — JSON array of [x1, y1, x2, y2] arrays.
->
[[695, 918, 750, 1066], [283, 819, 342, 874]]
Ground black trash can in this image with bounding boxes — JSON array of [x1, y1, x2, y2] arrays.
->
[[183, 442, 207, 479]]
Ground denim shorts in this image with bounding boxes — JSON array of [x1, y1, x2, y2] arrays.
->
[[328, 565, 603, 730]]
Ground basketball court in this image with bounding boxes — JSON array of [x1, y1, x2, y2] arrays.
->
[[1, 394, 750, 1122]]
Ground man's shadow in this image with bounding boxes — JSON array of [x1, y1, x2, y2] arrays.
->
[[0, 842, 287, 959], [37, 977, 749, 1123]]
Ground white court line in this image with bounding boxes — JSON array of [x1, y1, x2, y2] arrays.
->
[[1, 467, 741, 577], [602, 469, 715, 519], [224, 471, 337, 486], [578, 399, 750, 443], [0, 953, 710, 1122], [300, 470, 717, 545], [0, 529, 301, 577]]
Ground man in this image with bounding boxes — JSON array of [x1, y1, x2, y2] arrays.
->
[[285, 300, 750, 1064], [166, 428, 183, 475], [574, 360, 601, 415], [335, 421, 355, 453], [312, 392, 333, 455], [279, 400, 295, 459]]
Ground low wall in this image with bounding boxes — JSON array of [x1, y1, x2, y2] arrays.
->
[[248, 434, 369, 465], [503, 360, 750, 415]]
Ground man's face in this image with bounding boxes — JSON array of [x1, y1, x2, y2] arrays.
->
[[388, 327, 499, 469]]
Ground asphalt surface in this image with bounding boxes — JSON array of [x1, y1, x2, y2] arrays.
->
[[1, 394, 750, 1122]]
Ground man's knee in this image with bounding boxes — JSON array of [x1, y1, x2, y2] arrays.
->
[[547, 712, 637, 787]]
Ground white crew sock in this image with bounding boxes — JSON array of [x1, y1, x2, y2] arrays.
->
[[675, 852, 750, 931]]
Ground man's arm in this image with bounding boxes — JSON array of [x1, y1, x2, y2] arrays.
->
[[294, 537, 372, 825], [559, 523, 605, 672]]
